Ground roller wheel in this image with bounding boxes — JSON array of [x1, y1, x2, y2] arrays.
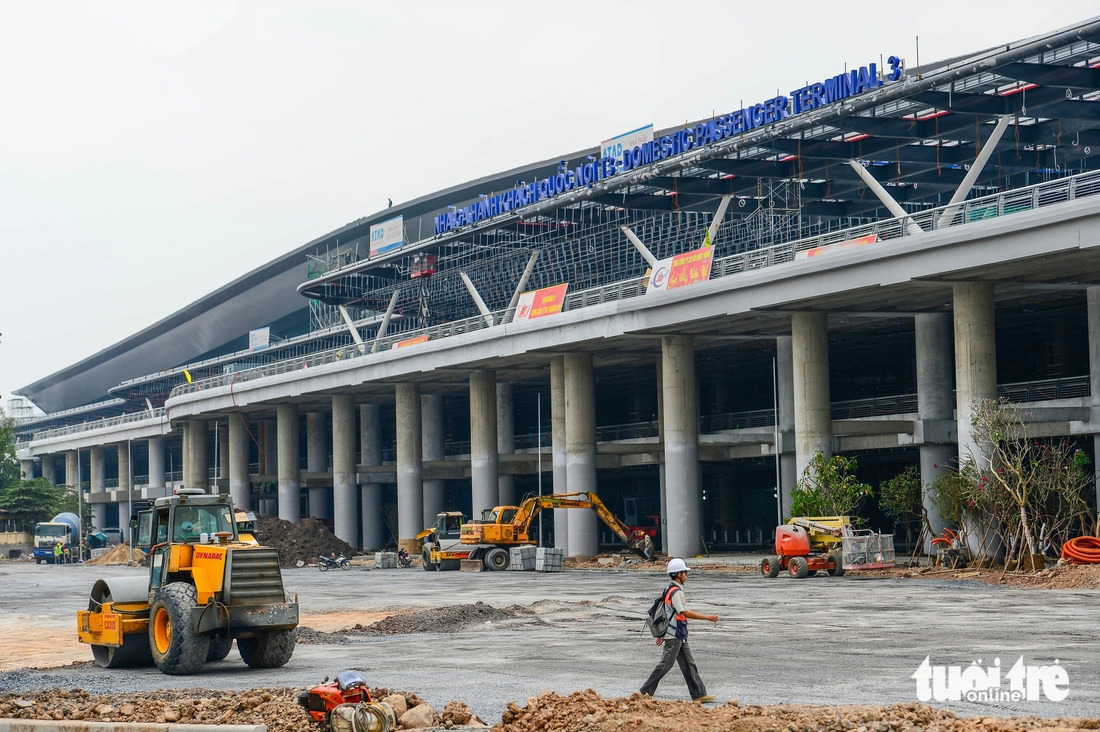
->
[[442, 559, 462, 571], [484, 547, 510, 571], [92, 633, 155, 669], [238, 628, 298, 668], [760, 556, 782, 578], [422, 546, 437, 571], [788, 556, 809, 579], [150, 582, 209, 675], [206, 636, 233, 662]]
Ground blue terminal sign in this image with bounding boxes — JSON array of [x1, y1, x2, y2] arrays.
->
[[433, 56, 902, 236]]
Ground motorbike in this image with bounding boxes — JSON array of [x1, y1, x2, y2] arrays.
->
[[319, 553, 352, 571], [396, 548, 412, 568]]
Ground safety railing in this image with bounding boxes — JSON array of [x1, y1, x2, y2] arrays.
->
[[32, 408, 167, 442]]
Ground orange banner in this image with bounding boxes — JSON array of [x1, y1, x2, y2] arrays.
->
[[515, 283, 569, 321], [394, 334, 429, 348], [795, 233, 878, 260]]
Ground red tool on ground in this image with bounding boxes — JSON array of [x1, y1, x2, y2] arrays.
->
[[298, 671, 396, 732]]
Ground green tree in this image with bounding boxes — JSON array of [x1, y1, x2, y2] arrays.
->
[[0, 413, 20, 493], [958, 398, 1095, 559], [879, 465, 922, 545], [790, 451, 873, 519], [0, 413, 81, 523]]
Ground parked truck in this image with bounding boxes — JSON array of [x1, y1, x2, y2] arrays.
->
[[33, 512, 81, 564]]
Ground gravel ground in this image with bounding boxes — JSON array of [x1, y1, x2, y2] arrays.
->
[[2, 557, 1099, 728]]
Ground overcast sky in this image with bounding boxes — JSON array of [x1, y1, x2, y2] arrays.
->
[[2, 2, 1097, 413]]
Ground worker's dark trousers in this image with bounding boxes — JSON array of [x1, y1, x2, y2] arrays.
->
[[640, 638, 706, 699]]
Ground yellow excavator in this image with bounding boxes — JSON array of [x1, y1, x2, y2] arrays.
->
[[451, 491, 653, 571], [76, 489, 299, 675]]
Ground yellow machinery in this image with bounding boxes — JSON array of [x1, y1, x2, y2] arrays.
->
[[77, 489, 299, 675], [457, 492, 650, 570], [417, 511, 470, 571], [761, 516, 895, 579]]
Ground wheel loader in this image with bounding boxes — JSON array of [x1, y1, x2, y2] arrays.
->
[[76, 489, 299, 675]]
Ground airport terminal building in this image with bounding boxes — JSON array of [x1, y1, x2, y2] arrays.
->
[[12, 18, 1100, 560]]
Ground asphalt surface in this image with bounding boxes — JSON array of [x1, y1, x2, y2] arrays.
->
[[1, 558, 1098, 723]]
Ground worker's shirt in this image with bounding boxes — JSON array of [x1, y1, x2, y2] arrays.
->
[[666, 579, 689, 640]]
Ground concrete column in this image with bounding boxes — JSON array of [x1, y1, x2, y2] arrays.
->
[[775, 336, 797, 521], [550, 356, 569, 551], [792, 312, 832, 479], [20, 459, 34, 480], [656, 355, 667, 551], [564, 353, 597, 557], [332, 395, 357, 547], [953, 283, 998, 558], [916, 313, 955, 542], [190, 420, 208, 492], [422, 393, 446, 527], [228, 415, 250, 510], [217, 423, 230, 494], [277, 404, 300, 523], [118, 442, 131, 493], [262, 419, 277, 476], [661, 335, 702, 559], [395, 384, 423, 554], [306, 411, 332, 519], [182, 422, 191, 490], [360, 403, 385, 550], [42, 456, 56, 486], [147, 437, 166, 498], [1088, 287, 1100, 514], [953, 284, 997, 466], [497, 382, 516, 507], [470, 370, 499, 519], [66, 451, 79, 488], [90, 447, 107, 529]]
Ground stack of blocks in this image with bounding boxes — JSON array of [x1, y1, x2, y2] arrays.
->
[[508, 545, 536, 570], [535, 547, 563, 572], [374, 551, 397, 569]]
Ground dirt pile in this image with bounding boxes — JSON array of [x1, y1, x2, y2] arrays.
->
[[0, 686, 459, 732], [256, 516, 358, 567], [493, 689, 1100, 732], [85, 544, 146, 566], [297, 602, 541, 643], [997, 562, 1100, 590]]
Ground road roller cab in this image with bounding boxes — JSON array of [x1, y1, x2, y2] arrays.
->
[[77, 489, 299, 675]]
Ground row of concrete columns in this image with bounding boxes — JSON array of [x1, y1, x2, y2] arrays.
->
[[29, 279, 1013, 558]]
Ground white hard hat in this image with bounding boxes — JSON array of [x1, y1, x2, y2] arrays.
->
[[667, 557, 689, 574]]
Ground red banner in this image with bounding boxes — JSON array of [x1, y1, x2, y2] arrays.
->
[[515, 283, 569, 320]]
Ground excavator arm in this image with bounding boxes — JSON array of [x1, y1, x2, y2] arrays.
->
[[522, 492, 650, 558]]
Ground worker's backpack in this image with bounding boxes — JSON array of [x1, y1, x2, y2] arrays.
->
[[644, 584, 680, 638]]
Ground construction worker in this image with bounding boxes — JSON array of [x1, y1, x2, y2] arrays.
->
[[53, 541, 63, 565], [639, 557, 718, 703]]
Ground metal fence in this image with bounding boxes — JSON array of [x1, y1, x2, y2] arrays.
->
[[169, 168, 1100, 401]]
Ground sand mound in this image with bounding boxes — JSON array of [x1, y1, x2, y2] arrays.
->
[[85, 544, 146, 566]]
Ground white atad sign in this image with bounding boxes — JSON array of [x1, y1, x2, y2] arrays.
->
[[249, 326, 270, 352], [601, 124, 654, 166], [369, 215, 404, 258], [912, 656, 1069, 703]]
